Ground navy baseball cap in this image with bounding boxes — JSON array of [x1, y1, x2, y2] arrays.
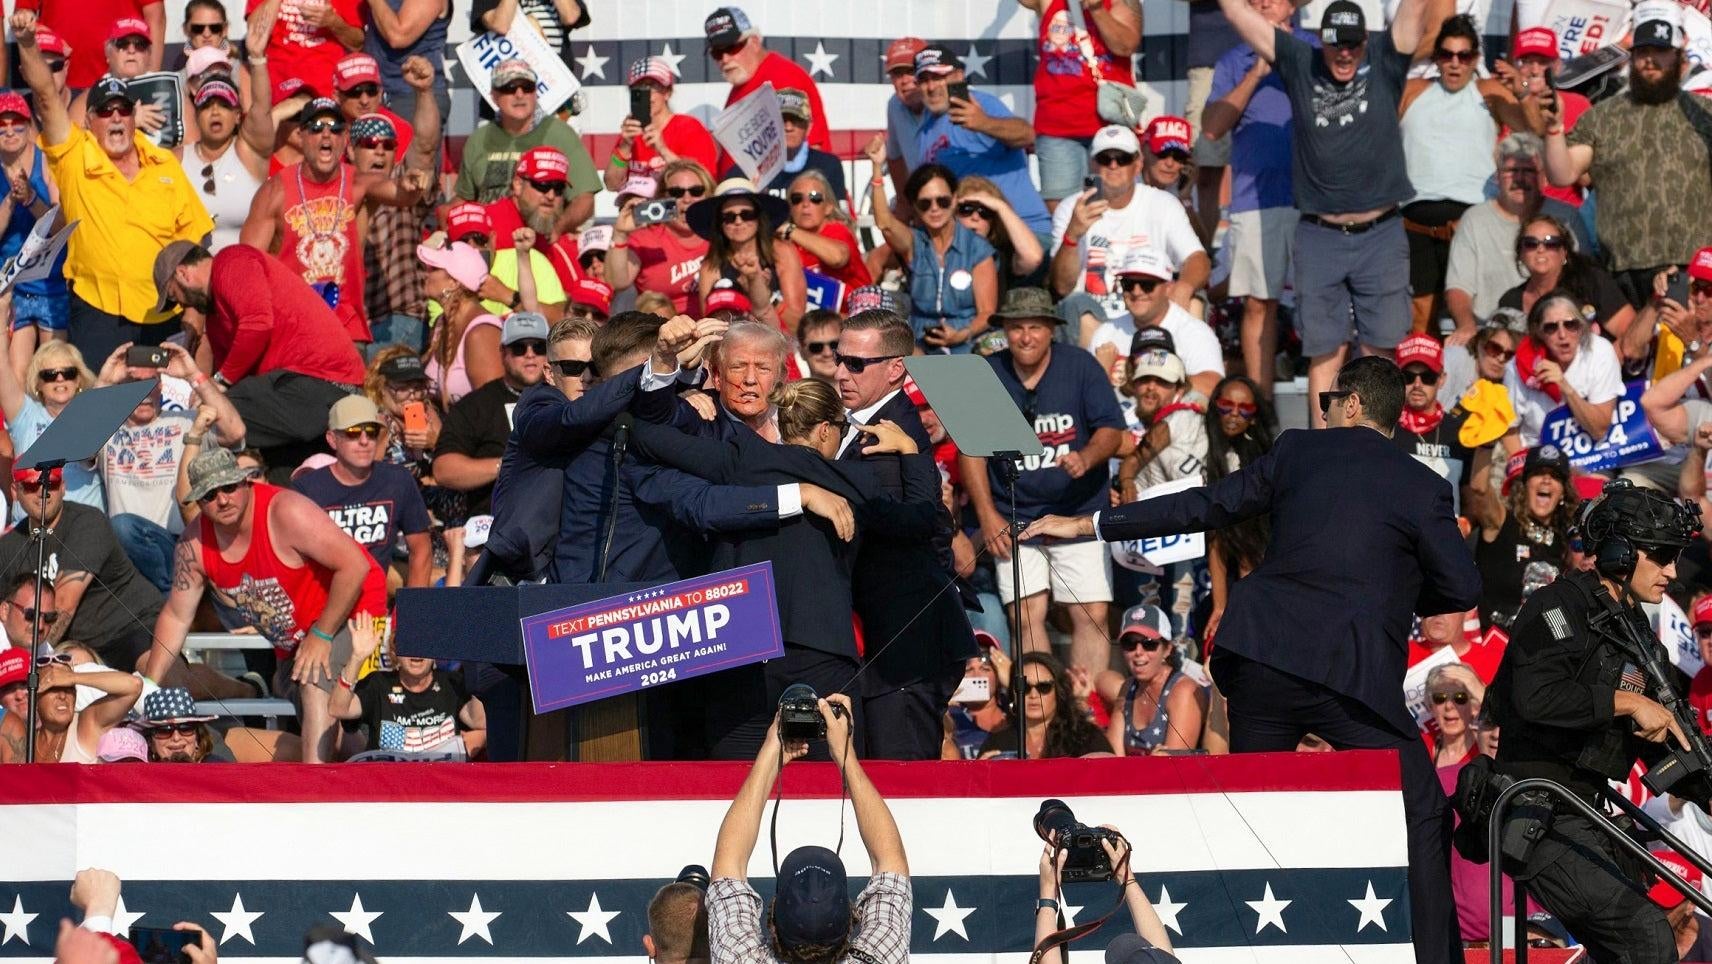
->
[[1106, 933, 1182, 964], [771, 846, 851, 948]]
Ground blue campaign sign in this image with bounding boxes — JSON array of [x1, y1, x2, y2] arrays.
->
[[1538, 380, 1663, 473], [519, 563, 785, 713], [803, 268, 846, 312]]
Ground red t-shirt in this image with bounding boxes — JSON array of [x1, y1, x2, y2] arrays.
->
[[484, 197, 583, 290], [275, 162, 370, 342], [1501, 91, 1589, 206], [794, 221, 873, 308], [248, 0, 363, 99], [207, 244, 367, 386], [628, 223, 708, 313], [1689, 665, 1712, 736], [19, 0, 161, 88], [631, 114, 720, 179], [1032, 0, 1137, 139], [724, 52, 830, 153]]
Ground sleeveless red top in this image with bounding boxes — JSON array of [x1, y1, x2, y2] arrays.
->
[[199, 483, 386, 656], [278, 162, 371, 343]]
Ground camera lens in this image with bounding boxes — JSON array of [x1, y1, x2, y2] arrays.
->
[[1034, 799, 1077, 844], [676, 864, 710, 891]]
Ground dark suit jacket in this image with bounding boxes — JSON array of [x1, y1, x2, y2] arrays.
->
[[837, 391, 976, 687], [1097, 427, 1482, 736], [628, 420, 941, 660]]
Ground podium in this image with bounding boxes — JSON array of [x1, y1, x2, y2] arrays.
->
[[395, 582, 656, 762]]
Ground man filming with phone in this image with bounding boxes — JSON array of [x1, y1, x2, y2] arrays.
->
[[708, 692, 911, 964]]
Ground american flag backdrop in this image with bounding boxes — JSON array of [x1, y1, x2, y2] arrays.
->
[[2, 754, 1414, 962]]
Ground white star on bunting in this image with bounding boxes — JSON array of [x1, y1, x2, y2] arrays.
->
[[575, 45, 609, 81], [566, 892, 620, 945], [211, 893, 263, 946], [449, 893, 500, 945], [1246, 883, 1291, 935], [112, 895, 145, 935], [963, 45, 992, 79], [0, 895, 37, 947], [1348, 881, 1393, 933], [657, 43, 687, 78], [331, 893, 382, 944], [923, 889, 975, 941], [1060, 899, 1085, 926], [804, 41, 839, 79], [1152, 885, 1187, 935]]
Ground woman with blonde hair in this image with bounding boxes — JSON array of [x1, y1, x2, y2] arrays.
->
[[953, 173, 1045, 297], [419, 240, 502, 406], [1426, 662, 1485, 767], [0, 335, 102, 515], [607, 159, 715, 314], [783, 168, 871, 305]]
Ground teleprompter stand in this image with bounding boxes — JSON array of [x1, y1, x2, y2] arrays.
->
[[16, 378, 157, 762], [905, 356, 1045, 759]]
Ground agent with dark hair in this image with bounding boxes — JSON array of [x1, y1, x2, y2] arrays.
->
[[1486, 481, 1707, 962], [1023, 354, 1482, 964], [708, 693, 910, 964]]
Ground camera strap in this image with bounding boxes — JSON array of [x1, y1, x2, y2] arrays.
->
[[1029, 845, 1133, 964], [768, 726, 852, 876]]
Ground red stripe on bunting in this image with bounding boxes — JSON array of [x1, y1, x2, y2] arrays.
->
[[0, 752, 1400, 805]]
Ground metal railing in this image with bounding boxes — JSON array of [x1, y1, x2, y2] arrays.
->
[[1487, 777, 1712, 963]]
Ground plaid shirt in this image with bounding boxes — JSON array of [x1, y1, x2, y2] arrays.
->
[[707, 874, 910, 964], [364, 168, 434, 321]]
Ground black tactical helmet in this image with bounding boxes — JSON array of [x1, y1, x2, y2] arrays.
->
[[1581, 479, 1702, 551]]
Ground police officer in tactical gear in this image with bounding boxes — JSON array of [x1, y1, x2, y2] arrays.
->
[[1486, 479, 1707, 963]]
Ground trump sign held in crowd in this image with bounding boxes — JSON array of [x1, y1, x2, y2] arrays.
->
[[520, 563, 784, 713], [1110, 477, 1206, 572], [458, 19, 580, 121], [0, 207, 75, 298], [1539, 382, 1663, 474]]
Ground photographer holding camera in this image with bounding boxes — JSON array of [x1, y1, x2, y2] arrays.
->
[[1031, 804, 1178, 964], [708, 692, 911, 964], [1481, 480, 1712, 962], [643, 866, 710, 964]]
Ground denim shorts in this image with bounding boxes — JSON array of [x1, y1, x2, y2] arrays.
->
[[13, 288, 68, 332], [1035, 134, 1094, 202]]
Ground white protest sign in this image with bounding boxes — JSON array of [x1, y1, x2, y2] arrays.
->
[[1649, 595, 1704, 676], [457, 18, 580, 122], [0, 209, 75, 297], [1107, 476, 1206, 570], [1541, 0, 1631, 58], [1403, 644, 1462, 734], [712, 83, 786, 189]]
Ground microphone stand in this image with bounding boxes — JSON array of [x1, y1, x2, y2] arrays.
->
[[22, 459, 63, 764], [993, 451, 1026, 760]]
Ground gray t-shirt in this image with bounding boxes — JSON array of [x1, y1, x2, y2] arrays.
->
[[1271, 28, 1413, 215]]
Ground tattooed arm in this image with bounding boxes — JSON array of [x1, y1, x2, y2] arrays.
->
[[141, 537, 207, 684], [47, 570, 92, 644], [0, 712, 24, 763]]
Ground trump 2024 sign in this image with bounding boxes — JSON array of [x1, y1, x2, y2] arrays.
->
[[519, 563, 784, 713]]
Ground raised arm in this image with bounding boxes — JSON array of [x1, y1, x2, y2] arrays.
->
[[1219, 0, 1277, 61], [1641, 354, 1712, 445], [864, 135, 914, 261], [11, 14, 69, 147], [239, 16, 278, 158], [825, 694, 907, 874], [711, 716, 791, 881], [364, 0, 442, 47], [1391, 0, 1449, 57]]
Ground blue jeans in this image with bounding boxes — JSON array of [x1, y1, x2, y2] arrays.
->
[[368, 313, 426, 357], [111, 514, 177, 593]]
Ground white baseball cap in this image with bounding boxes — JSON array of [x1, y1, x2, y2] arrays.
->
[[1129, 349, 1186, 385], [1115, 247, 1173, 282], [1090, 124, 1141, 158]]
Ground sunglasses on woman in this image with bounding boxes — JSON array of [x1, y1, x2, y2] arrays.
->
[[666, 185, 707, 199], [1434, 48, 1478, 63], [38, 367, 77, 383], [1022, 680, 1055, 696], [1119, 635, 1168, 652], [788, 190, 825, 205], [33, 649, 71, 667], [1215, 399, 1258, 419], [1694, 280, 1712, 298], [1483, 342, 1516, 362], [1520, 235, 1565, 251], [913, 195, 952, 213], [150, 722, 201, 736], [1537, 318, 1583, 336], [956, 201, 992, 219], [187, 22, 226, 35], [1430, 691, 1471, 705], [552, 358, 595, 378], [721, 208, 759, 225]]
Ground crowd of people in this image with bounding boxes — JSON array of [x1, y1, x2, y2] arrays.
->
[[8, 0, 1712, 954]]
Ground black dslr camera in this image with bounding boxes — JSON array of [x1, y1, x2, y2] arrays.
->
[[1034, 799, 1122, 883], [778, 683, 829, 741]]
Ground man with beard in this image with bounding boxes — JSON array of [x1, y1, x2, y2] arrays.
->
[[239, 55, 440, 347], [484, 146, 586, 294], [151, 241, 368, 454], [705, 6, 830, 154], [350, 112, 434, 353], [1544, 13, 1712, 306], [14, 12, 213, 367], [1392, 335, 1475, 513], [1119, 348, 1207, 496]]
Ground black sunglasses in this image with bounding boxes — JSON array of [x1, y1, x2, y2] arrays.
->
[[94, 103, 135, 119], [1639, 543, 1684, 568], [495, 81, 536, 96], [1119, 277, 1164, 295], [835, 352, 900, 374], [1520, 235, 1565, 251], [1430, 691, 1471, 705], [804, 340, 837, 354], [913, 195, 953, 212], [1318, 390, 1354, 416], [788, 190, 825, 205], [1537, 318, 1584, 336], [1119, 635, 1168, 652], [955, 201, 992, 219], [1435, 48, 1478, 63], [150, 722, 200, 736], [1023, 680, 1055, 696], [1095, 150, 1137, 167], [340, 83, 380, 99], [197, 481, 244, 503], [552, 358, 595, 378], [666, 185, 707, 199], [721, 208, 759, 225], [1403, 368, 1440, 386], [187, 22, 226, 35], [506, 339, 548, 357], [302, 119, 346, 135], [526, 178, 567, 197], [114, 37, 150, 52]]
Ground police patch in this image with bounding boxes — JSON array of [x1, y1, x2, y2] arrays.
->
[[1544, 607, 1571, 641]]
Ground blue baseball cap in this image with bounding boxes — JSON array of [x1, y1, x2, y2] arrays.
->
[[1106, 933, 1181, 964], [771, 846, 850, 948]]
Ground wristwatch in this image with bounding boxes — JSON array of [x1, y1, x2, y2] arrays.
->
[[1036, 898, 1060, 912], [509, 290, 522, 309]]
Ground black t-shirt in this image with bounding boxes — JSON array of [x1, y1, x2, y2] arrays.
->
[[354, 669, 470, 753], [1391, 408, 1476, 513], [980, 723, 1112, 759], [1497, 269, 1629, 330], [434, 378, 523, 516], [1271, 28, 1413, 215], [293, 463, 432, 570], [0, 502, 164, 649]]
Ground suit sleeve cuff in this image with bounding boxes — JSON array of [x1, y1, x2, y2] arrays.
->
[[80, 916, 116, 935], [1091, 510, 1102, 539], [778, 483, 802, 518]]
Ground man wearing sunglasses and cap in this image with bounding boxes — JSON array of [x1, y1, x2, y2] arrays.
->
[[1023, 355, 1480, 964], [1211, 0, 1442, 428], [1392, 335, 1476, 513], [240, 54, 440, 346], [13, 13, 213, 367]]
